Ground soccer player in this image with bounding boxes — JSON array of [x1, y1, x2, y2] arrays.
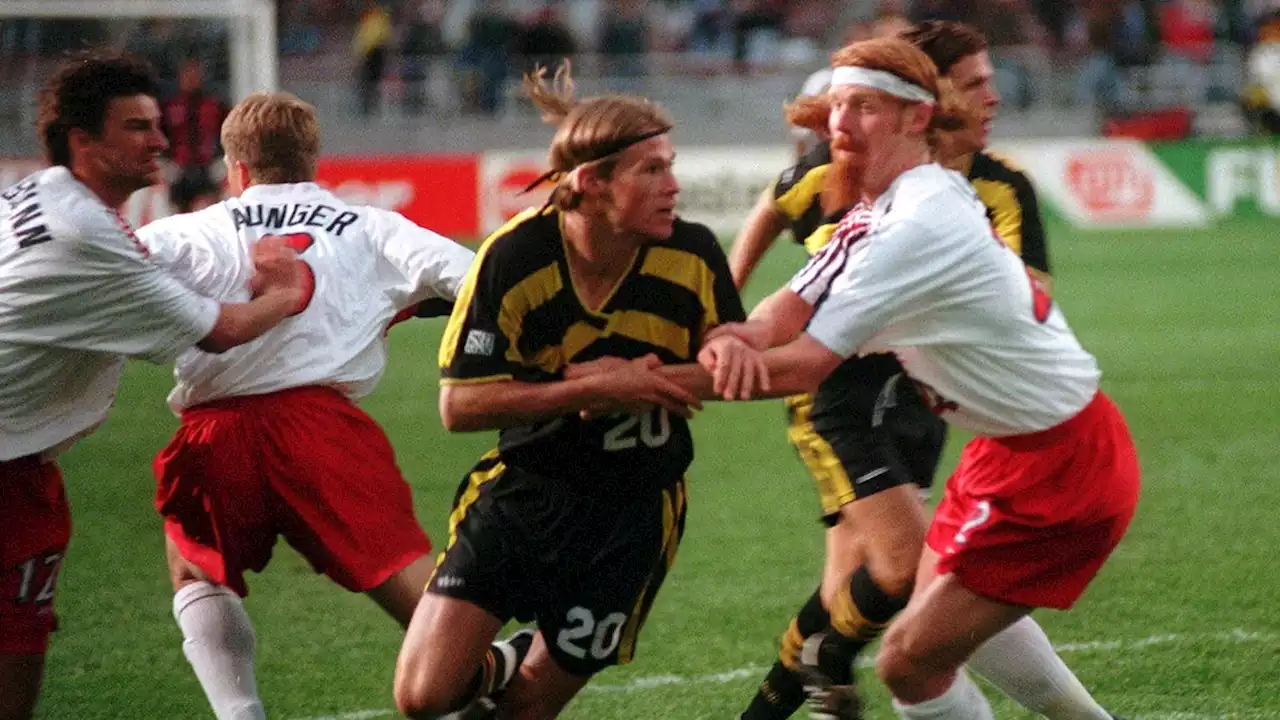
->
[[734, 21, 1116, 720], [700, 37, 1141, 720], [392, 63, 742, 719], [0, 52, 302, 720], [133, 91, 478, 720]]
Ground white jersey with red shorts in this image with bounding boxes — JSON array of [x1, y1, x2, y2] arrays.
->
[[136, 182, 475, 596], [801, 163, 1140, 609], [0, 167, 219, 651]]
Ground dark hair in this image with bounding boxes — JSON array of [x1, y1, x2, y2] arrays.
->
[[898, 20, 988, 75], [37, 51, 161, 168]]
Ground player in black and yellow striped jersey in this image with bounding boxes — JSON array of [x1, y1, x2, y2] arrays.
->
[[394, 63, 745, 720]]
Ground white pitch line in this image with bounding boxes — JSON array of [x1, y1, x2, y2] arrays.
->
[[288, 628, 1277, 718]]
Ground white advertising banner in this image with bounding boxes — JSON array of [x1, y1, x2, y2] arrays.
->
[[991, 139, 1211, 228], [480, 146, 793, 235]]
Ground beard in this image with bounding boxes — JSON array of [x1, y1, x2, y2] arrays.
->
[[823, 137, 867, 216]]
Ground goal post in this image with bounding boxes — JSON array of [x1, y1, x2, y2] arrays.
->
[[0, 0, 278, 102]]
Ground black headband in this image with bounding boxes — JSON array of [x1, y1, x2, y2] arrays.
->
[[520, 127, 672, 194]]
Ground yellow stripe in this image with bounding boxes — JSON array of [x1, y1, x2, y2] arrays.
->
[[610, 310, 691, 360], [439, 207, 544, 369], [639, 246, 719, 332], [438, 373, 514, 386], [829, 581, 886, 642], [497, 262, 562, 364], [802, 223, 837, 256], [562, 321, 602, 363], [972, 178, 1024, 257], [618, 485, 678, 664], [779, 618, 806, 670], [787, 410, 855, 516], [437, 451, 505, 573], [559, 311, 692, 364], [775, 164, 829, 220]]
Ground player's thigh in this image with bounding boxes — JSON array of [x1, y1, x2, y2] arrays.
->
[[269, 392, 432, 594], [367, 552, 435, 628], [395, 592, 504, 714], [836, 482, 928, 595], [877, 573, 1029, 679], [496, 631, 591, 720], [0, 653, 44, 720], [536, 478, 687, 677]]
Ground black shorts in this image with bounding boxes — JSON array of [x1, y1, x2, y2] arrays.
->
[[427, 451, 687, 676], [784, 372, 947, 526]]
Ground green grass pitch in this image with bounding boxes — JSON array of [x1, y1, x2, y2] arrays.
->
[[35, 217, 1280, 719]]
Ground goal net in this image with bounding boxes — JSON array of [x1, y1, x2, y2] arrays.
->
[[0, 0, 277, 222]]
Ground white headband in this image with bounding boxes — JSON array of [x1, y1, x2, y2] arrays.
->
[[829, 66, 935, 104]]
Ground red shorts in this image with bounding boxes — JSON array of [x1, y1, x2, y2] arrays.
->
[[927, 392, 1141, 609], [0, 457, 70, 654], [154, 386, 431, 597]]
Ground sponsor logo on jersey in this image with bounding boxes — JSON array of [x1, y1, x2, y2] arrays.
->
[[465, 329, 495, 356]]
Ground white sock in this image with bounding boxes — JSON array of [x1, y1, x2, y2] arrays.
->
[[893, 670, 994, 720], [174, 581, 266, 720], [967, 616, 1111, 720]]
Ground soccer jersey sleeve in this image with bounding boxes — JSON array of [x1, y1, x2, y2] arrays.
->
[[698, 227, 747, 328], [803, 216, 946, 359], [4, 220, 218, 363], [437, 239, 520, 385], [772, 145, 830, 221], [368, 208, 476, 308]]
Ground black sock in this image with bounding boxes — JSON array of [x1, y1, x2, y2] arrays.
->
[[822, 566, 912, 682], [742, 588, 828, 720]]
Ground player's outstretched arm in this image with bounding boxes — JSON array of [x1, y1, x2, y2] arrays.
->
[[687, 332, 841, 401], [728, 186, 790, 291], [439, 359, 701, 432], [197, 236, 305, 353]]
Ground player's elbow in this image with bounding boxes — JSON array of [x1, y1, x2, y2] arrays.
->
[[195, 332, 233, 354], [438, 386, 483, 432]]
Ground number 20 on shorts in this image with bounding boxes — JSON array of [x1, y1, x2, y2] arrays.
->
[[556, 606, 628, 660]]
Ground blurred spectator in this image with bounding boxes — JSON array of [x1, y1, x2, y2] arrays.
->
[[1242, 9, 1280, 130], [515, 5, 578, 74], [280, 0, 324, 55], [730, 0, 785, 73], [689, 0, 729, 54], [972, 0, 1044, 108], [353, 0, 393, 116], [458, 0, 517, 115], [601, 0, 650, 79], [162, 58, 228, 214], [1074, 1, 1131, 112], [401, 0, 447, 115]]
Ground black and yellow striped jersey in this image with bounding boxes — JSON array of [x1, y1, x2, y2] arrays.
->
[[439, 207, 746, 485], [772, 142, 843, 254], [967, 150, 1050, 274]]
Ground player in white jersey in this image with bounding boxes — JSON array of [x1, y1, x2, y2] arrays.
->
[[131, 92, 482, 720], [0, 53, 304, 720], [697, 38, 1141, 720]]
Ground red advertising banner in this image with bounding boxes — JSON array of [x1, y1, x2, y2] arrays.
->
[[316, 155, 480, 237]]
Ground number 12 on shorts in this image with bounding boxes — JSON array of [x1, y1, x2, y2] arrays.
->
[[12, 552, 62, 605]]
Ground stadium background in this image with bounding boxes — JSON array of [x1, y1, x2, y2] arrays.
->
[[2, 1, 1279, 718]]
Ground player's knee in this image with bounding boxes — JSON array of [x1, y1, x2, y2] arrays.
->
[[867, 559, 917, 599], [876, 620, 925, 684], [392, 656, 462, 720], [875, 621, 946, 696]]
